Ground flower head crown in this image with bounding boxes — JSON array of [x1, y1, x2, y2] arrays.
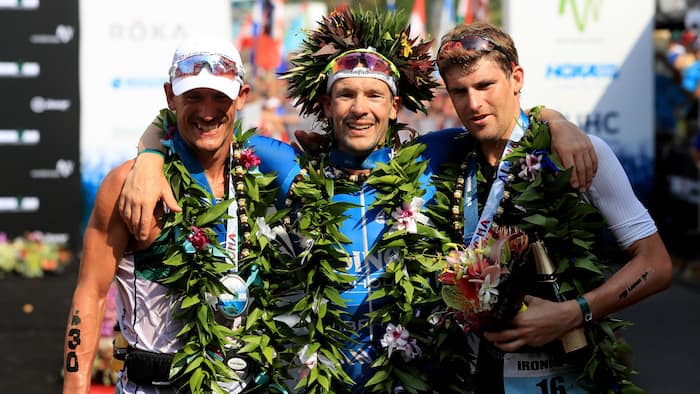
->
[[281, 7, 438, 127]]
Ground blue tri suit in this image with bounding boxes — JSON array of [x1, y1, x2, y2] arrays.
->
[[248, 128, 469, 389]]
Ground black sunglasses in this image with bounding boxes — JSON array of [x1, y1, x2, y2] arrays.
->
[[438, 35, 514, 64]]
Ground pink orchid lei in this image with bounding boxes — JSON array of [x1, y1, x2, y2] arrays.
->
[[364, 142, 472, 392]]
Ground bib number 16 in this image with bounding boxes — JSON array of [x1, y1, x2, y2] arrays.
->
[[536, 376, 566, 394]]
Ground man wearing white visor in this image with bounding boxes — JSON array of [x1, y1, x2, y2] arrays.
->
[[62, 37, 252, 393]]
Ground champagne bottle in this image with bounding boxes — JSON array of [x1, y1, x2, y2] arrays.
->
[[531, 240, 587, 353]]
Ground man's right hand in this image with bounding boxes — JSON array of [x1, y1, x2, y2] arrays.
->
[[118, 152, 179, 241]]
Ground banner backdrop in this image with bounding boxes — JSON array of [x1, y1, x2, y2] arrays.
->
[[0, 0, 80, 248], [79, 0, 232, 229], [503, 0, 655, 199]]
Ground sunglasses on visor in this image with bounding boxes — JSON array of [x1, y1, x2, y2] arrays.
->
[[169, 53, 242, 82], [438, 35, 514, 64], [324, 49, 400, 79]]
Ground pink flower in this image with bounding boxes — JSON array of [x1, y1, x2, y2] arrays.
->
[[26, 231, 43, 242], [240, 148, 261, 170], [391, 197, 430, 233], [187, 226, 209, 251]]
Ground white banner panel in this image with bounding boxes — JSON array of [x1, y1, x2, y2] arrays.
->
[[503, 0, 655, 196], [79, 0, 231, 223]]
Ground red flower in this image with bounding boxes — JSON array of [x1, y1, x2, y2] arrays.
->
[[163, 124, 176, 141], [439, 271, 480, 311], [240, 148, 261, 170], [187, 226, 209, 251]]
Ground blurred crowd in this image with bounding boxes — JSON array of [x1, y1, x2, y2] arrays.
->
[[234, 29, 700, 270], [653, 10, 700, 269], [654, 26, 700, 166]]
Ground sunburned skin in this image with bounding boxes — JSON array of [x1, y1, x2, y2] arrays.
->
[[65, 309, 82, 372]]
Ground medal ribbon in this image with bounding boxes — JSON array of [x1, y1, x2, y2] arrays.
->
[[464, 111, 529, 246], [172, 131, 240, 271]]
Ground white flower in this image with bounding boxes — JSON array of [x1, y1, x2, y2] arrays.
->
[[518, 153, 542, 181], [272, 225, 295, 255], [204, 293, 218, 308], [298, 344, 318, 370], [297, 344, 334, 380], [311, 297, 328, 314], [476, 274, 500, 311], [391, 197, 431, 234], [255, 217, 276, 240], [380, 323, 422, 362]]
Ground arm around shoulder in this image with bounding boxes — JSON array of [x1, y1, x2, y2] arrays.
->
[[536, 107, 597, 191], [119, 120, 177, 241], [62, 162, 133, 394]]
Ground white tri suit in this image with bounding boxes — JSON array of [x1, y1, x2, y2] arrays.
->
[[469, 111, 658, 394], [114, 131, 247, 394], [114, 247, 181, 394], [250, 129, 470, 391]]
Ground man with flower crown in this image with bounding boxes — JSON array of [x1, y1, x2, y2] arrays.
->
[[435, 21, 672, 393], [117, 8, 601, 393], [62, 38, 257, 393]]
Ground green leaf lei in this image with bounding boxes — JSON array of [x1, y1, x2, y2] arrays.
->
[[154, 109, 567, 392], [430, 107, 643, 393], [154, 109, 283, 392], [254, 133, 473, 392], [362, 142, 474, 393]]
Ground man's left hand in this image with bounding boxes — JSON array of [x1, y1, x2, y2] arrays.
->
[[483, 295, 580, 352]]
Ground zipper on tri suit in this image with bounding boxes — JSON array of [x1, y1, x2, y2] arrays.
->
[[359, 186, 373, 340]]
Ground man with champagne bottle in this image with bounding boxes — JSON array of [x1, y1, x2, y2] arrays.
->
[[435, 22, 673, 393]]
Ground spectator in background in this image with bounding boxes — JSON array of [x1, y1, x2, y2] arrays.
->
[[692, 130, 700, 169], [397, 88, 461, 140], [679, 36, 700, 139], [258, 96, 289, 142], [655, 30, 691, 143]]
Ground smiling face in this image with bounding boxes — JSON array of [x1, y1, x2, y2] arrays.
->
[[443, 57, 523, 161], [165, 83, 249, 161], [322, 77, 400, 157]]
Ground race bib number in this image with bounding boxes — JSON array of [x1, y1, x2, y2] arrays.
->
[[503, 352, 585, 394]]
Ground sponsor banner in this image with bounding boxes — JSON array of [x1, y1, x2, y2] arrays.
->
[[0, 0, 81, 248], [79, 0, 231, 228], [504, 0, 655, 198]]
